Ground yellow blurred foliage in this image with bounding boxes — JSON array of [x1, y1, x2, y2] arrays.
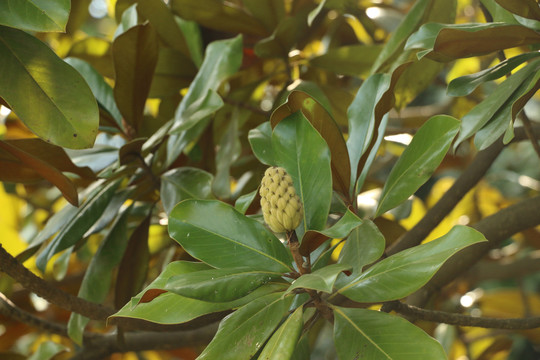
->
[[396, 177, 509, 244], [0, 184, 26, 256], [480, 289, 540, 342], [446, 57, 481, 84]]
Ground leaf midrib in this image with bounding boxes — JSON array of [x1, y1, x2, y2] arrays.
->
[[176, 217, 291, 271]]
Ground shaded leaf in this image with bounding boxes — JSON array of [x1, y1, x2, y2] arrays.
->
[[336, 225, 486, 302], [255, 10, 309, 59], [67, 37, 114, 79], [165, 267, 283, 302], [299, 208, 362, 256], [376, 115, 460, 217], [160, 167, 214, 215], [448, 52, 540, 96], [170, 0, 268, 36], [149, 48, 198, 98], [113, 23, 159, 133], [272, 111, 332, 234], [136, 0, 192, 56], [453, 59, 540, 151], [68, 207, 130, 344], [243, 0, 285, 32], [35, 179, 122, 272], [494, 0, 540, 21], [285, 264, 351, 295], [168, 199, 292, 272], [0, 26, 98, 149], [333, 307, 446, 360], [0, 0, 70, 32], [166, 35, 242, 166], [271, 91, 350, 197], [115, 211, 151, 309], [197, 293, 293, 360], [406, 22, 540, 62], [0, 138, 95, 181], [0, 141, 79, 206], [475, 69, 540, 150], [258, 306, 303, 360], [310, 44, 382, 77]]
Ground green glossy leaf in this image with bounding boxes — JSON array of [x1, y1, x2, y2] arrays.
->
[[0, 26, 98, 149], [347, 64, 408, 196], [494, 0, 540, 20], [213, 112, 241, 198], [333, 307, 446, 360], [160, 167, 214, 215], [338, 220, 385, 274], [166, 35, 242, 166], [170, 0, 268, 37], [197, 293, 293, 360], [406, 22, 540, 61], [248, 122, 275, 166], [272, 111, 332, 234], [65, 57, 123, 127], [0, 0, 70, 32], [453, 59, 540, 151], [448, 52, 540, 97], [68, 208, 130, 344], [110, 261, 287, 325], [376, 115, 460, 217], [310, 45, 382, 77], [168, 199, 292, 272], [271, 91, 351, 197], [29, 204, 77, 247], [35, 179, 122, 272], [235, 189, 258, 215], [165, 267, 283, 302], [175, 17, 203, 67], [336, 225, 486, 302], [285, 264, 351, 295], [370, 0, 429, 73], [258, 306, 303, 360], [475, 69, 540, 150], [299, 208, 362, 256], [113, 23, 158, 133]]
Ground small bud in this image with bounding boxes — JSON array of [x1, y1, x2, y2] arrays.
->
[[260, 167, 303, 232]]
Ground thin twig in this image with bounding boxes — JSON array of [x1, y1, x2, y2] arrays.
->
[[386, 125, 540, 257], [0, 292, 69, 337], [0, 243, 114, 320], [408, 194, 540, 307], [72, 323, 219, 360], [519, 110, 540, 160], [384, 300, 540, 330]]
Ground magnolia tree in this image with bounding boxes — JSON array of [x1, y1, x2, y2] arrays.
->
[[2, 0, 540, 359]]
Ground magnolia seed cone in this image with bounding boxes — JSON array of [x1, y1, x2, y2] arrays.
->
[[260, 166, 303, 233]]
